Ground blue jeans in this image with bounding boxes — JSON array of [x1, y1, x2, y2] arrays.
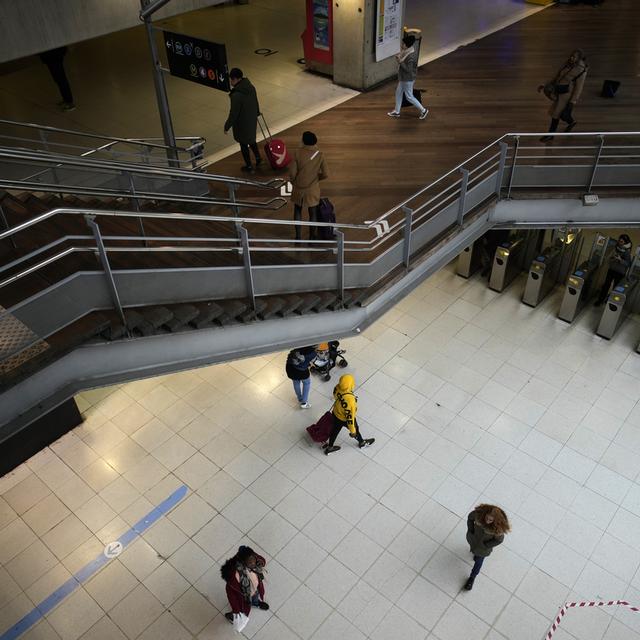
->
[[292, 377, 310, 403], [395, 80, 423, 113], [471, 555, 485, 578]]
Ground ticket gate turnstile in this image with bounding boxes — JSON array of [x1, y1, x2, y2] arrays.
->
[[596, 255, 640, 339], [522, 230, 581, 308], [456, 241, 482, 278], [558, 234, 614, 323], [488, 231, 543, 293]]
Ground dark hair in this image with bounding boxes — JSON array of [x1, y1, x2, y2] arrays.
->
[[220, 545, 256, 582], [302, 131, 317, 146], [403, 34, 416, 47], [619, 234, 631, 245], [229, 67, 243, 80]]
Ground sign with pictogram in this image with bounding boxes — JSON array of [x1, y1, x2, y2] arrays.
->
[[163, 31, 230, 92]]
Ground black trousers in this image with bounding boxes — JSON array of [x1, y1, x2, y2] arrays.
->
[[597, 268, 624, 303], [45, 60, 73, 104], [240, 142, 261, 167], [327, 415, 364, 447], [294, 204, 319, 240]]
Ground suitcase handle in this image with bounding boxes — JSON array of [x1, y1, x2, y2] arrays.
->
[[257, 113, 273, 142]]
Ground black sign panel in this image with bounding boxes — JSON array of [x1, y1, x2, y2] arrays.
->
[[163, 31, 230, 92]]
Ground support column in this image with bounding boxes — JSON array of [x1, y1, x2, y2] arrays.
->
[[333, 0, 406, 91]]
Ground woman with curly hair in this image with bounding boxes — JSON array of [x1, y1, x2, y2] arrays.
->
[[464, 503, 511, 590]]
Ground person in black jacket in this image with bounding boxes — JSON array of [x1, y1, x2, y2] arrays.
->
[[464, 504, 510, 591], [595, 234, 633, 306], [39, 47, 75, 111], [224, 68, 262, 172], [285, 345, 317, 409]]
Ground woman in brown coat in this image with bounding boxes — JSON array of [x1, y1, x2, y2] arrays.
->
[[538, 49, 588, 142], [289, 131, 328, 241], [464, 503, 510, 590]]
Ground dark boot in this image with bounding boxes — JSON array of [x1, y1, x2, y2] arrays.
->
[[358, 438, 375, 448], [540, 118, 559, 142], [324, 445, 341, 455], [464, 576, 475, 591], [225, 612, 234, 623], [258, 602, 269, 610]]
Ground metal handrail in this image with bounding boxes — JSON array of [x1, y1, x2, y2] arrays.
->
[[1, 131, 639, 312], [0, 146, 284, 190], [0, 119, 203, 153]]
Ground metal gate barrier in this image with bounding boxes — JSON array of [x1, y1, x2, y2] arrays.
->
[[596, 253, 640, 339], [456, 241, 483, 278], [558, 233, 613, 323], [489, 231, 543, 293], [522, 229, 581, 308]]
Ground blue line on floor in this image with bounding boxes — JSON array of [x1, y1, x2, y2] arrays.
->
[[0, 484, 188, 640]]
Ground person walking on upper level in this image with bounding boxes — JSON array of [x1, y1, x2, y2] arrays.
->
[[538, 49, 588, 142], [323, 374, 375, 455], [464, 504, 510, 591], [39, 47, 75, 112], [289, 131, 328, 241], [594, 234, 633, 306], [224, 68, 262, 172], [387, 34, 428, 120]]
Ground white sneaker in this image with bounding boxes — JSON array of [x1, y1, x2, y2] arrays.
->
[[387, 111, 400, 117], [419, 108, 429, 120], [299, 402, 311, 409]]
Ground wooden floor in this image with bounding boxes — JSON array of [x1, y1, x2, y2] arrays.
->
[[211, 0, 640, 227]]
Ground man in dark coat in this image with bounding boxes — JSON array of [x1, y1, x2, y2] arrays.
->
[[224, 68, 262, 172], [39, 47, 75, 111]]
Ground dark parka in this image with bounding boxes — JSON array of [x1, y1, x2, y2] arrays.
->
[[466, 510, 504, 558], [224, 78, 260, 145]]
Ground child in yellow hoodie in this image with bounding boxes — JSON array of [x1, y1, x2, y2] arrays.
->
[[324, 374, 375, 455]]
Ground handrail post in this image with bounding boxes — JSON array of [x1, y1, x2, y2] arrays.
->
[[237, 224, 256, 312], [123, 170, 147, 242], [0, 203, 17, 249], [402, 206, 413, 270], [495, 142, 509, 198], [38, 129, 61, 188], [85, 215, 127, 331], [457, 168, 469, 227], [228, 184, 240, 217], [140, 0, 179, 167], [506, 135, 520, 199], [587, 134, 605, 194], [336, 230, 345, 306]]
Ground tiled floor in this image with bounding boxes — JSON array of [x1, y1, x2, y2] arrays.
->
[[2, 262, 640, 640]]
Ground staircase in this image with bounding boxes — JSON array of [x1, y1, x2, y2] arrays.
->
[[1, 127, 639, 433]]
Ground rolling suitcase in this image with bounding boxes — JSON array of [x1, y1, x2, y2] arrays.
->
[[316, 197, 336, 240], [258, 114, 291, 169], [306, 411, 334, 443]]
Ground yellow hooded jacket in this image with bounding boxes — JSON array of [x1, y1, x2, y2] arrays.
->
[[332, 374, 357, 435]]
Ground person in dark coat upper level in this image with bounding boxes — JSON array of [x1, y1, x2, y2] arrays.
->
[[224, 68, 262, 172]]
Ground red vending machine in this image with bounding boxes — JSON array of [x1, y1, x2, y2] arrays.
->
[[301, 0, 333, 76]]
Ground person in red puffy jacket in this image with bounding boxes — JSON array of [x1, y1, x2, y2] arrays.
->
[[221, 546, 269, 626]]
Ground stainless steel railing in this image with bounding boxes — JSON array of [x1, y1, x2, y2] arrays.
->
[[1, 131, 639, 365], [0, 119, 206, 169]]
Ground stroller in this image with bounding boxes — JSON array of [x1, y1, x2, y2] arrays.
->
[[311, 340, 348, 381]]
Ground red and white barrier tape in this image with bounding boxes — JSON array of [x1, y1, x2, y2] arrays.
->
[[546, 600, 640, 640]]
